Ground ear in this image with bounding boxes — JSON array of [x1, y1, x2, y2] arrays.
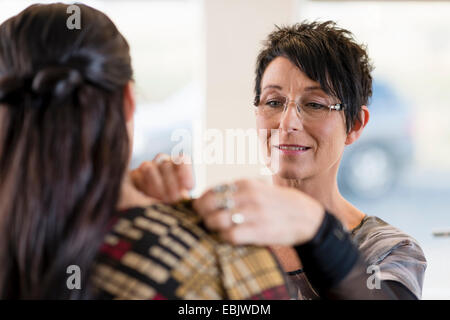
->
[[345, 105, 370, 145], [123, 81, 136, 123]]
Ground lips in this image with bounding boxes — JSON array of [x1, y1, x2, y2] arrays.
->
[[274, 144, 311, 154]]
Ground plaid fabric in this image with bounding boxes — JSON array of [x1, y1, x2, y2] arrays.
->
[[91, 200, 291, 300]]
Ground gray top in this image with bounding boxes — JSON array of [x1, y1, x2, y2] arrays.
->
[[288, 215, 427, 300]]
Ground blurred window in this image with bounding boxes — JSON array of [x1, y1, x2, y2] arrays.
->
[[0, 0, 204, 170]]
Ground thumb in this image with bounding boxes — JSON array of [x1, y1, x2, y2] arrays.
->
[[174, 154, 195, 190]]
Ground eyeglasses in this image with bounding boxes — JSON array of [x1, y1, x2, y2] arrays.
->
[[254, 93, 345, 122]]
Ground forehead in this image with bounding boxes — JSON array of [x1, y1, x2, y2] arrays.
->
[[261, 56, 321, 93]]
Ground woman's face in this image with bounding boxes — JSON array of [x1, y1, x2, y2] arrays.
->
[[256, 56, 348, 181]]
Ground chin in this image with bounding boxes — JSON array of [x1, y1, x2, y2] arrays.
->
[[272, 162, 311, 180]]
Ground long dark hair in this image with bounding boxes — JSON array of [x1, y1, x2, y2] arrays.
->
[[0, 3, 133, 299]]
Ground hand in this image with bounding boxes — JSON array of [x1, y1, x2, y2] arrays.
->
[[130, 153, 194, 203], [193, 178, 325, 246]]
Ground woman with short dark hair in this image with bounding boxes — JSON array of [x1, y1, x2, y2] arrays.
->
[[135, 21, 427, 300], [199, 21, 427, 299]]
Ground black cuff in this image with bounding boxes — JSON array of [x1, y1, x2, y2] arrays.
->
[[293, 211, 360, 293]]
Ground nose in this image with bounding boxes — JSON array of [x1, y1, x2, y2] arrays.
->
[[279, 101, 304, 133]]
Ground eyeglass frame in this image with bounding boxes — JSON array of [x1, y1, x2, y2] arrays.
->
[[253, 94, 345, 118]]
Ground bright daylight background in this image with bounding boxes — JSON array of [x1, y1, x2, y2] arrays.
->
[[0, 0, 448, 299], [297, 0, 450, 300]]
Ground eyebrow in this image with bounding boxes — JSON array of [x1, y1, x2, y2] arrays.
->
[[304, 86, 323, 92], [262, 85, 282, 91], [261, 85, 324, 92]]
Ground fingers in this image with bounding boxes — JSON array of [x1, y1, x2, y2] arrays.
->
[[192, 179, 271, 245], [132, 161, 165, 200], [159, 154, 194, 201], [192, 189, 217, 217], [158, 157, 181, 202], [200, 204, 259, 245], [192, 189, 234, 218], [132, 153, 195, 203], [203, 209, 234, 231], [203, 208, 259, 231], [193, 180, 253, 218], [173, 154, 195, 191], [193, 178, 320, 247], [221, 225, 261, 246]]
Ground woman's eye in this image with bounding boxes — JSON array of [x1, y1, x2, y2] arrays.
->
[[266, 100, 283, 108], [305, 102, 326, 110]]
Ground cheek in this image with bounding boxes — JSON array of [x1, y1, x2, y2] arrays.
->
[[310, 118, 347, 158], [256, 115, 278, 146], [256, 116, 280, 166], [255, 114, 277, 131]]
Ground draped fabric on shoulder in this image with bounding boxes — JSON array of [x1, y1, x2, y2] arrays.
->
[[90, 200, 292, 300], [351, 216, 427, 299]]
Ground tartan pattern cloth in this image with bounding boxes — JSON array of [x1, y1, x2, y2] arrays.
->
[[90, 200, 291, 300]]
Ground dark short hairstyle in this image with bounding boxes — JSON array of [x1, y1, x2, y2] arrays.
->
[[254, 21, 374, 133]]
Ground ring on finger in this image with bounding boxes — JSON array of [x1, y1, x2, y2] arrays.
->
[[212, 183, 237, 194], [231, 211, 245, 225], [216, 194, 235, 210]]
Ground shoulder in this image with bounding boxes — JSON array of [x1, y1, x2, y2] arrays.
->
[[91, 200, 290, 300], [91, 201, 208, 299], [352, 216, 427, 298], [352, 216, 425, 263]]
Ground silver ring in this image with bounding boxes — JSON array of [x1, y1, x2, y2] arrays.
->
[[216, 195, 235, 210], [212, 183, 237, 194], [231, 212, 245, 225]]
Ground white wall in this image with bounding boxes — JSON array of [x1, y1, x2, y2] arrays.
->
[[203, 0, 298, 188]]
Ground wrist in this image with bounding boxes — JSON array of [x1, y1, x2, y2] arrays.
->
[[302, 199, 326, 244], [293, 211, 360, 292]]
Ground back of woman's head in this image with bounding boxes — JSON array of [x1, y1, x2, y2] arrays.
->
[[0, 3, 133, 299]]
